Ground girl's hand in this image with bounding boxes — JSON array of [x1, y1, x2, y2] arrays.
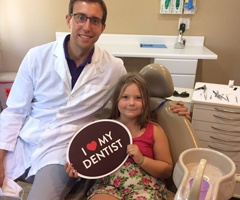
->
[[64, 162, 79, 178], [127, 144, 144, 165]]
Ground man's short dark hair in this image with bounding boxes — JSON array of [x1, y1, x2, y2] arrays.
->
[[69, 0, 107, 24]]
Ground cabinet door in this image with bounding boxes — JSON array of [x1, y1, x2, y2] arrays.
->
[[154, 59, 198, 74], [154, 58, 197, 88], [171, 74, 195, 88]]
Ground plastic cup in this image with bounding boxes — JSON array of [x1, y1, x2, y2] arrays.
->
[[189, 178, 210, 200]]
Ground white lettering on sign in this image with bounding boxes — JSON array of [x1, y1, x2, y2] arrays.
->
[[98, 131, 112, 146], [82, 139, 123, 169], [81, 148, 87, 156]]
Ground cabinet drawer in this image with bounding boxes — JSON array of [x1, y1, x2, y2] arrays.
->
[[193, 103, 240, 113], [199, 141, 240, 197], [233, 161, 240, 197], [235, 161, 240, 174], [192, 108, 240, 126], [199, 141, 240, 162], [154, 59, 197, 74], [195, 130, 240, 146], [192, 120, 240, 135], [234, 184, 240, 198]]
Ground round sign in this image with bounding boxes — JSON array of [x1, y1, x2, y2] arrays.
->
[[67, 119, 132, 179]]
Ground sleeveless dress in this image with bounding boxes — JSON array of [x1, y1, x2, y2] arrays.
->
[[87, 122, 168, 200]]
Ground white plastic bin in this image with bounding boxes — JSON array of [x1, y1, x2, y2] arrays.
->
[[0, 72, 17, 111]]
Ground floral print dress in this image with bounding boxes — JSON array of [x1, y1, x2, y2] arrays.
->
[[87, 122, 168, 200]]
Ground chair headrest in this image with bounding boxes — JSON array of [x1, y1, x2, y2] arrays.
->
[[139, 63, 174, 98]]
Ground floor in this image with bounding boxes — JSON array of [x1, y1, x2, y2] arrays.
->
[[17, 181, 239, 200], [17, 181, 175, 200]]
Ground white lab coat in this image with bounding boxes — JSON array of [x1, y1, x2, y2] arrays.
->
[[0, 37, 127, 180]]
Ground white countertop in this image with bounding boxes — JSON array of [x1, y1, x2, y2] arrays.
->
[[192, 82, 240, 108], [95, 43, 216, 59], [0, 72, 17, 82], [167, 87, 194, 111], [56, 33, 218, 60], [167, 87, 193, 104]]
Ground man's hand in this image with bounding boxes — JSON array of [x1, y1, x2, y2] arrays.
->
[[170, 101, 191, 121], [64, 162, 79, 178]]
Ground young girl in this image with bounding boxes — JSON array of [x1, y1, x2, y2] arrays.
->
[[65, 73, 173, 199]]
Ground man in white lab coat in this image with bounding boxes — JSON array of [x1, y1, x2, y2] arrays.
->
[[0, 0, 190, 199]]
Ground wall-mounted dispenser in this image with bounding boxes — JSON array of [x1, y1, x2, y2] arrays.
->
[[160, 0, 196, 14], [174, 23, 186, 49]]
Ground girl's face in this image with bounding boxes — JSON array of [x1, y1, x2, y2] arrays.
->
[[118, 83, 143, 120]]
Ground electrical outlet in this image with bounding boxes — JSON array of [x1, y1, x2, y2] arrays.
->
[[178, 18, 190, 29]]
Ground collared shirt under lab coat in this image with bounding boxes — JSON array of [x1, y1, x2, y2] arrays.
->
[[0, 37, 127, 180]]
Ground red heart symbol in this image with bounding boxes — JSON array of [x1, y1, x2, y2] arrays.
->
[[86, 141, 97, 151]]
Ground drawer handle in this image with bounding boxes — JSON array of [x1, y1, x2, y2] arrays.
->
[[208, 145, 240, 152], [214, 107, 240, 114], [210, 136, 240, 143], [211, 126, 240, 133], [213, 114, 240, 121]]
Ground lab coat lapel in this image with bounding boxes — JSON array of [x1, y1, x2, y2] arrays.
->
[[54, 40, 72, 90], [53, 42, 104, 92], [71, 63, 97, 92], [72, 46, 104, 92]]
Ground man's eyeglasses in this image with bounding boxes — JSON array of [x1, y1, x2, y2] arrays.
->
[[71, 13, 103, 26]]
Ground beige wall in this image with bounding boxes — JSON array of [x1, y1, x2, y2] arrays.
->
[[0, 0, 240, 85]]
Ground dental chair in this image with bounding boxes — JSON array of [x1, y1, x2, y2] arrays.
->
[[140, 63, 200, 168], [139, 63, 200, 194]]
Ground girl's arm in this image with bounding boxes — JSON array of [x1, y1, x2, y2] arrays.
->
[[140, 124, 173, 179]]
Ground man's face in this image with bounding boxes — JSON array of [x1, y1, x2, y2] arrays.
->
[[66, 1, 105, 53]]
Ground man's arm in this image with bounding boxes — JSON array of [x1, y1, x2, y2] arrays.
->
[[170, 101, 191, 121]]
